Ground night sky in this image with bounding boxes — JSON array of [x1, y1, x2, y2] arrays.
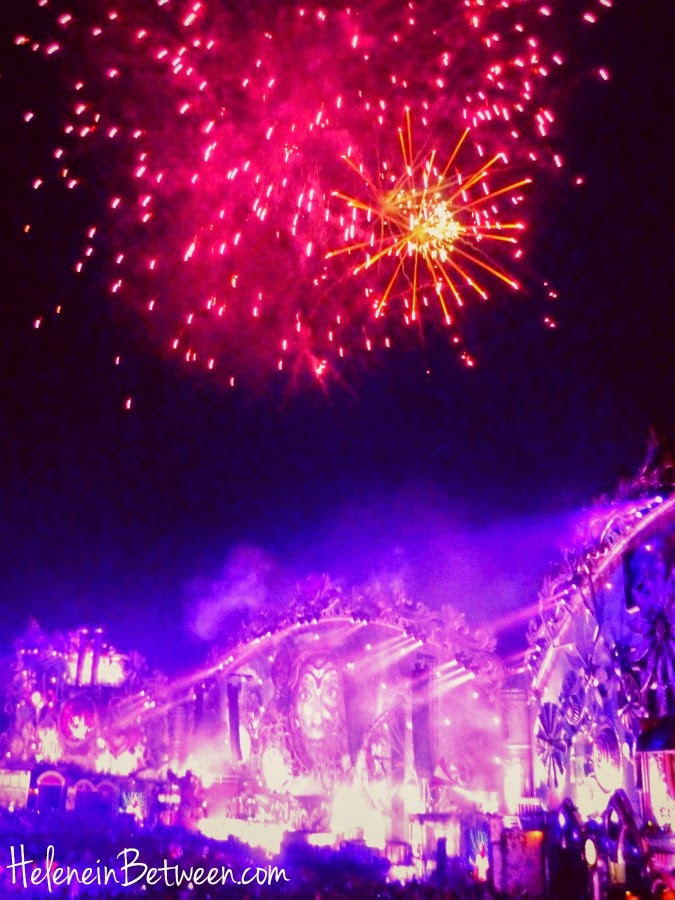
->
[[0, 1, 672, 675]]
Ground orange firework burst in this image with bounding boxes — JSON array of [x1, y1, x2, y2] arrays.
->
[[329, 110, 531, 330]]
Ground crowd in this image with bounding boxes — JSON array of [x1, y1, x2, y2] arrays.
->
[[0, 808, 486, 899]]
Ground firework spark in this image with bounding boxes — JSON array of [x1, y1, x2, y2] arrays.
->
[[329, 110, 530, 335], [13, 0, 614, 390]]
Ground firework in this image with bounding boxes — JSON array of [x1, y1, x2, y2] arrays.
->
[[329, 110, 530, 337], [14, 0, 614, 388]]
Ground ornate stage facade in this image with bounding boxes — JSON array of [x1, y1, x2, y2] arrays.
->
[[526, 438, 675, 894], [180, 579, 507, 858]]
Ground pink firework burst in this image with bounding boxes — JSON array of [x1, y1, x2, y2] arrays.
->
[[15, 0, 613, 389]]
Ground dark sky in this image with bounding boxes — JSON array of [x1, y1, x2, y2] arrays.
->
[[0, 1, 672, 674]]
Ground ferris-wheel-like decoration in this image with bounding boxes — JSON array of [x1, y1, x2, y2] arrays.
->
[[535, 701, 567, 788]]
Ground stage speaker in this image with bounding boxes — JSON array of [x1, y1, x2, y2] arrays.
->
[[412, 656, 434, 779], [391, 698, 406, 784], [227, 680, 242, 761]]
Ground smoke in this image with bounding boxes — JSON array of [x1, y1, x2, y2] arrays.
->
[[186, 545, 284, 641], [185, 485, 579, 654], [285, 482, 580, 651]]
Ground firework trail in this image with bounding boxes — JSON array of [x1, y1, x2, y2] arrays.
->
[[15, 0, 613, 388]]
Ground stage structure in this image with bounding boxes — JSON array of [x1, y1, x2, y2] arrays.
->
[[526, 437, 675, 892], [189, 576, 506, 851], [0, 621, 173, 816]]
